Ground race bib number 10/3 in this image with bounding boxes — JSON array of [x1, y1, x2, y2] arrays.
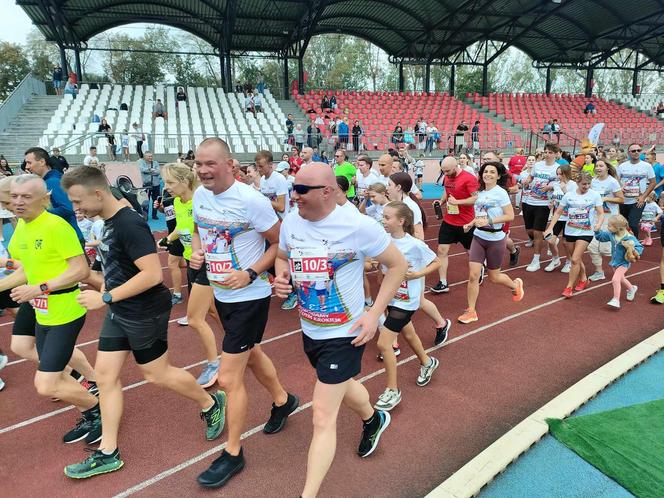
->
[[290, 247, 329, 282], [206, 252, 234, 283]]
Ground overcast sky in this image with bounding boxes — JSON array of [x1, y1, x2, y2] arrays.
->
[[2, 2, 34, 44]]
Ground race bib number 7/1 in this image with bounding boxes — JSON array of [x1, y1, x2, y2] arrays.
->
[[31, 295, 49, 314], [206, 252, 234, 283], [290, 247, 329, 282]]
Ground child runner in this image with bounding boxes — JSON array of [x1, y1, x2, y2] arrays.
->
[[360, 182, 389, 223], [545, 164, 577, 273], [373, 201, 441, 411], [543, 171, 604, 298], [638, 192, 662, 246], [458, 161, 525, 324], [594, 215, 643, 308], [160, 162, 223, 387], [588, 160, 624, 281]]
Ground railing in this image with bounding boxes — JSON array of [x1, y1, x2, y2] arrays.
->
[[0, 73, 46, 133]]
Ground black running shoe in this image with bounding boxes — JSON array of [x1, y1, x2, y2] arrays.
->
[[434, 319, 452, 346], [197, 448, 245, 488], [63, 416, 93, 444], [263, 393, 299, 434], [84, 411, 102, 445], [509, 247, 521, 267], [430, 281, 449, 294], [358, 410, 391, 458]]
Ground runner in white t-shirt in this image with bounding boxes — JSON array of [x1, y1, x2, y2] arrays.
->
[[256, 150, 289, 220], [544, 164, 577, 273], [191, 138, 298, 489], [588, 160, 624, 281], [373, 201, 443, 412], [544, 171, 604, 298], [273, 163, 407, 498], [617, 143, 656, 236], [355, 154, 379, 203]]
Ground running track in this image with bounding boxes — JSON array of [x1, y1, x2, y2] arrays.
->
[[1, 205, 662, 498]]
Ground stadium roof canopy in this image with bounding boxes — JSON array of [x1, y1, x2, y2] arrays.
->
[[18, 0, 664, 67]]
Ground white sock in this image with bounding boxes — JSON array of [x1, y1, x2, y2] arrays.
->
[[173, 292, 181, 297], [440, 279, 447, 286], [531, 255, 540, 263]]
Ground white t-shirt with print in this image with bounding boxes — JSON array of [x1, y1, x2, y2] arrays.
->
[[260, 172, 290, 220], [193, 182, 278, 303], [560, 189, 603, 237], [591, 176, 622, 216], [617, 160, 655, 204], [473, 186, 511, 241], [356, 171, 379, 200], [551, 180, 577, 221], [386, 234, 436, 311], [641, 201, 662, 222], [279, 206, 390, 340], [402, 195, 423, 227], [365, 202, 385, 224], [525, 161, 558, 206], [338, 200, 359, 216]]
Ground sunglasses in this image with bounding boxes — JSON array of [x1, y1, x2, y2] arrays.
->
[[293, 184, 326, 195], [629, 149, 642, 153]]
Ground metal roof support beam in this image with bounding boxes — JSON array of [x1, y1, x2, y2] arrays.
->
[[398, 61, 404, 92], [74, 46, 83, 82], [585, 67, 594, 98], [283, 53, 290, 100], [222, 0, 237, 93], [298, 56, 305, 95], [545, 66, 552, 95], [449, 64, 455, 97], [481, 40, 489, 97], [632, 53, 639, 96], [424, 62, 431, 93], [294, 0, 328, 58], [59, 44, 68, 77]]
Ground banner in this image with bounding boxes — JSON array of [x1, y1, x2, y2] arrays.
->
[[588, 123, 605, 145]]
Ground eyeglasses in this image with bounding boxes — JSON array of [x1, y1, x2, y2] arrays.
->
[[292, 184, 326, 195], [334, 154, 343, 158], [629, 148, 642, 153]]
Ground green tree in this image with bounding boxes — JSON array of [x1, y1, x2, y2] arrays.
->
[[0, 42, 31, 102]]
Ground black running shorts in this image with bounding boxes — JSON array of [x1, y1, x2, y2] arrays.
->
[[383, 306, 416, 333], [99, 310, 169, 364], [522, 203, 550, 232], [215, 296, 270, 354], [168, 239, 185, 258], [303, 335, 365, 384], [186, 261, 210, 295], [0, 289, 19, 310], [437, 221, 474, 249], [35, 315, 86, 372], [12, 302, 36, 337]]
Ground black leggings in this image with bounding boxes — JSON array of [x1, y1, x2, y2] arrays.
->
[[619, 203, 645, 237]]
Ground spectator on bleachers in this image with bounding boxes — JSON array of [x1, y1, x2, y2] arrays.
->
[[403, 127, 415, 148], [320, 150, 329, 164], [257, 77, 265, 95], [321, 95, 330, 111], [656, 102, 664, 115], [471, 120, 480, 153], [314, 114, 324, 128], [0, 157, 13, 176], [63, 77, 77, 99], [245, 93, 255, 117], [337, 118, 350, 151], [138, 151, 161, 219], [306, 123, 322, 149], [508, 148, 526, 176], [455, 120, 468, 154], [542, 120, 552, 139], [253, 91, 263, 113], [584, 101, 596, 115], [244, 82, 253, 94], [83, 146, 98, 166], [52, 64, 63, 96], [185, 150, 195, 160], [285, 114, 295, 145], [329, 94, 337, 110], [551, 119, 561, 142], [152, 98, 168, 120], [391, 122, 404, 145], [98, 118, 117, 160], [333, 149, 356, 199], [121, 130, 130, 162], [49, 148, 69, 173], [425, 124, 438, 154], [611, 134, 621, 148], [415, 118, 427, 149], [294, 123, 306, 151], [175, 86, 187, 108], [352, 120, 363, 153], [132, 122, 145, 158], [289, 147, 303, 175]]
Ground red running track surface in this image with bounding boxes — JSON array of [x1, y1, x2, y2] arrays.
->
[[1, 207, 662, 498]]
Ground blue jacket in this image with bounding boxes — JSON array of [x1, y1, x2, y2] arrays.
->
[[594, 230, 643, 268], [44, 169, 83, 241]]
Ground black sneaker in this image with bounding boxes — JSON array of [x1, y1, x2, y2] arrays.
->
[[263, 393, 299, 434], [84, 411, 102, 444], [430, 281, 449, 294], [358, 410, 391, 458], [434, 319, 452, 346], [509, 247, 521, 267], [197, 448, 245, 488], [63, 416, 93, 444]]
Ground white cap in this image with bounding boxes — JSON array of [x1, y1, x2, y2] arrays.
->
[[275, 161, 290, 172]]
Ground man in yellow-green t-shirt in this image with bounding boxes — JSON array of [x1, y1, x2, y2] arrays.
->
[[5, 175, 101, 444]]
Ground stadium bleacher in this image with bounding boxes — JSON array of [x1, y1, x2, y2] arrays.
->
[[38, 84, 289, 156], [294, 90, 524, 152], [614, 94, 664, 118]]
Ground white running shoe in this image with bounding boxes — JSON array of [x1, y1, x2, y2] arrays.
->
[[0, 353, 8, 371], [524, 239, 534, 248], [607, 298, 621, 309], [588, 271, 606, 282], [626, 285, 638, 302], [561, 261, 571, 273], [373, 388, 402, 411], [544, 258, 561, 272], [525, 260, 540, 272], [177, 316, 189, 326]]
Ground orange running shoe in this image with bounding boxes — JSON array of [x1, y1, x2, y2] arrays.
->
[[512, 278, 525, 302], [561, 287, 573, 298], [574, 280, 589, 292], [457, 309, 478, 324]]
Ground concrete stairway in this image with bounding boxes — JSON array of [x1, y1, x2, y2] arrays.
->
[[0, 95, 63, 162]]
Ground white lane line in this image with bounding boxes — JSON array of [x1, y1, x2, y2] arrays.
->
[[110, 265, 660, 497]]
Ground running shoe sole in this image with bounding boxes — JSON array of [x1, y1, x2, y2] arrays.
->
[[198, 460, 245, 488], [458, 315, 478, 324], [359, 411, 391, 458], [64, 460, 124, 479], [430, 285, 449, 294], [373, 396, 401, 412], [198, 371, 219, 389]]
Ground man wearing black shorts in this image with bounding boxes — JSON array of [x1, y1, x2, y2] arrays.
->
[[274, 163, 407, 498], [61, 166, 225, 479], [3, 175, 101, 445], [431, 156, 479, 293], [192, 138, 298, 489]]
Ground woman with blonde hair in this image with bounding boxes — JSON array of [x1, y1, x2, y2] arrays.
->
[[160, 163, 224, 387]]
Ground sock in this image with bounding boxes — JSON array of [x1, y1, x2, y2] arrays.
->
[[209, 360, 220, 368], [69, 369, 82, 381], [101, 448, 118, 456], [440, 279, 447, 286], [203, 395, 217, 412], [363, 411, 378, 427], [532, 254, 540, 263], [173, 292, 181, 298]]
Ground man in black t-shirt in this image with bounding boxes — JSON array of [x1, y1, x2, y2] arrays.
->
[[49, 148, 69, 173], [455, 120, 469, 154], [61, 166, 226, 480]]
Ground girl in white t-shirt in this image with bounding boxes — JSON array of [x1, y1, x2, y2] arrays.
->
[[639, 192, 662, 246], [545, 164, 577, 273], [360, 182, 389, 223], [373, 202, 441, 412], [544, 171, 604, 298]]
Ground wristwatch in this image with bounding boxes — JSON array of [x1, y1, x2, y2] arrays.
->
[[102, 291, 113, 304], [5, 258, 15, 270], [39, 282, 50, 294], [246, 268, 258, 283]]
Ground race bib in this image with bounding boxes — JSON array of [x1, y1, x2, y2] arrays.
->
[[394, 280, 409, 301], [179, 229, 192, 248], [623, 184, 640, 198], [164, 205, 176, 221], [31, 295, 48, 314], [290, 247, 329, 282], [205, 252, 234, 283], [447, 203, 459, 215], [567, 207, 591, 229]]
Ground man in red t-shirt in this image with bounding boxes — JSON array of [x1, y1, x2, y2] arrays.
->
[[431, 157, 479, 293], [508, 148, 527, 176]]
